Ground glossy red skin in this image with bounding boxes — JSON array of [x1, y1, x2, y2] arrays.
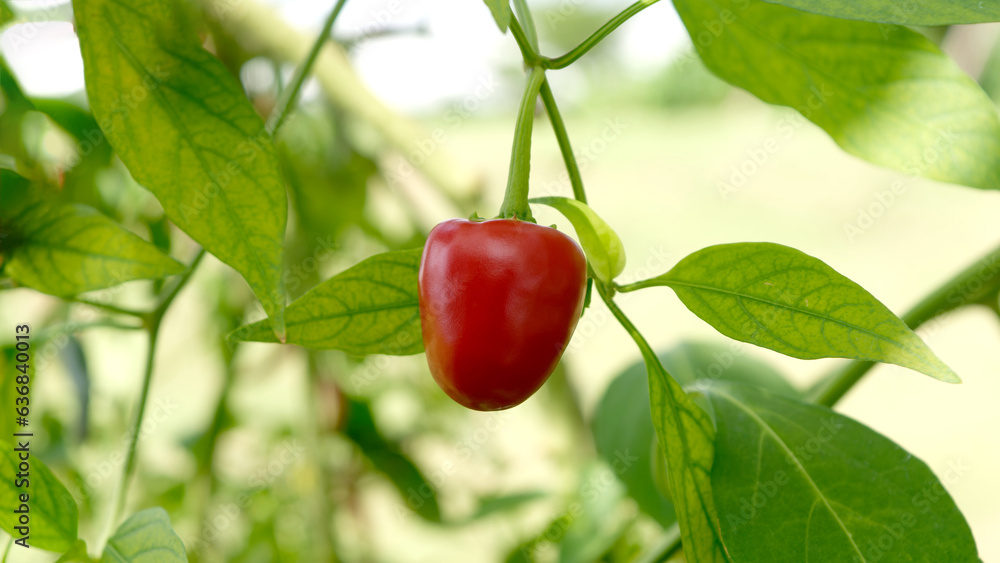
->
[[418, 218, 587, 411]]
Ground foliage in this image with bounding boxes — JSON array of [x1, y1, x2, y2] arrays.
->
[[0, 0, 997, 561]]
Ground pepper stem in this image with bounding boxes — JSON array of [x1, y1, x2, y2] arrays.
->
[[499, 66, 546, 221]]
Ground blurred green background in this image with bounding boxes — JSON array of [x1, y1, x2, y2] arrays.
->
[[2, 0, 1000, 561]]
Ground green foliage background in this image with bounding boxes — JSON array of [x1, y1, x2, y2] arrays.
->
[[1, 0, 1000, 561]]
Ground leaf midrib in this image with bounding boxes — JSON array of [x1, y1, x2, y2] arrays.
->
[[16, 239, 177, 267], [290, 300, 419, 328], [661, 276, 908, 352]]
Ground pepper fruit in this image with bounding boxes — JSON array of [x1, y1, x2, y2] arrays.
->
[[418, 218, 588, 411]]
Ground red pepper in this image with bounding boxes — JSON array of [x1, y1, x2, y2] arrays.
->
[[418, 218, 588, 411]]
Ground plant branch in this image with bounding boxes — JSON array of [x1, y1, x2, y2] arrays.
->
[[543, 0, 661, 70], [595, 280, 655, 360], [509, 17, 542, 66], [72, 298, 147, 319], [539, 79, 587, 204], [811, 241, 1000, 406], [265, 0, 349, 137], [498, 66, 547, 221], [512, 0, 539, 53], [37, 320, 143, 343], [110, 249, 205, 528], [154, 249, 206, 317]]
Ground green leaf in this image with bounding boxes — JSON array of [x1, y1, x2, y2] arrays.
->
[[73, 0, 288, 337], [1, 173, 184, 296], [277, 110, 370, 242], [0, 441, 79, 552], [659, 340, 800, 398], [592, 359, 677, 528], [641, 242, 959, 383], [503, 464, 629, 563], [343, 397, 441, 523], [593, 341, 798, 528], [56, 540, 96, 562], [100, 507, 187, 563], [229, 249, 423, 356], [530, 196, 626, 283], [0, 0, 14, 26], [761, 0, 1000, 25], [981, 38, 1000, 106], [643, 351, 730, 563], [0, 350, 23, 441], [674, 0, 1000, 190], [704, 381, 978, 561], [483, 0, 511, 32], [463, 491, 547, 523]]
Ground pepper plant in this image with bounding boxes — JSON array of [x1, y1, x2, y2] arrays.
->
[[1, 0, 999, 561]]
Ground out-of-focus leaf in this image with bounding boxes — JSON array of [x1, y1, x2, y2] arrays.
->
[[557, 462, 630, 563], [32, 98, 114, 210], [483, 0, 511, 32], [592, 361, 676, 528], [56, 540, 96, 562], [675, 0, 1000, 190], [705, 381, 979, 561], [60, 336, 90, 442], [0, 349, 23, 444], [644, 242, 960, 383], [761, 0, 1000, 25], [100, 507, 187, 562], [343, 397, 441, 523], [658, 341, 800, 397], [74, 0, 288, 338], [0, 172, 185, 296], [981, 38, 1000, 105], [461, 491, 547, 523], [277, 108, 371, 241], [229, 249, 423, 356], [1, 1, 14, 27], [0, 58, 35, 167], [503, 463, 629, 563], [0, 441, 79, 552]]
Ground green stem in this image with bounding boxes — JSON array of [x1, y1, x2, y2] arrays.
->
[[635, 523, 682, 563], [306, 354, 338, 562], [72, 298, 147, 319], [498, 66, 547, 221], [110, 249, 205, 528], [812, 241, 1000, 406], [265, 0, 349, 137], [512, 0, 539, 53], [509, 17, 542, 65], [37, 320, 143, 343], [595, 281, 656, 361], [1, 536, 11, 563], [539, 79, 587, 203], [112, 321, 160, 525], [543, 0, 661, 70], [154, 249, 206, 318], [615, 278, 658, 293]]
